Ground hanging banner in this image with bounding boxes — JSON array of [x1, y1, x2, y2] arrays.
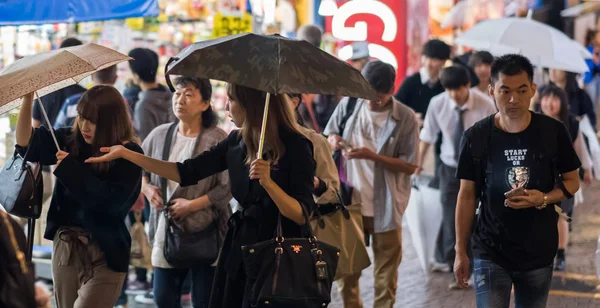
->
[[212, 12, 253, 38], [326, 0, 407, 90], [0, 0, 159, 26]]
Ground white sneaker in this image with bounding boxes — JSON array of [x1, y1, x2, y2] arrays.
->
[[135, 292, 155, 304], [431, 262, 451, 273]]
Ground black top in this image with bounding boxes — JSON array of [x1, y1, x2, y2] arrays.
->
[[33, 85, 86, 128], [456, 113, 581, 271], [176, 128, 316, 276], [565, 86, 596, 129], [394, 72, 445, 117], [16, 127, 143, 273]]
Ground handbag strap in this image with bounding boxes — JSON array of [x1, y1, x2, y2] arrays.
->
[[161, 123, 178, 207], [0, 211, 28, 275]]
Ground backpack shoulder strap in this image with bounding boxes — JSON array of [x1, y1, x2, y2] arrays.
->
[[469, 115, 495, 198], [539, 118, 573, 199], [338, 97, 358, 135]]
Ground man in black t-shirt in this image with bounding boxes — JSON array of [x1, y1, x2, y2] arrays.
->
[[454, 54, 581, 308]]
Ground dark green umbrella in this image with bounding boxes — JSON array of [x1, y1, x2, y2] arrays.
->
[[165, 33, 377, 157]]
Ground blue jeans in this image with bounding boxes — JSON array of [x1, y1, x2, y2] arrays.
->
[[153, 265, 215, 308], [474, 259, 553, 308]]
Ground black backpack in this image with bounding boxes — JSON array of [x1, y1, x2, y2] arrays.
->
[[468, 114, 573, 201]]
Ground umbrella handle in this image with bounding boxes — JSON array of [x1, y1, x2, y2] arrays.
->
[[164, 57, 179, 92], [257, 93, 271, 160], [34, 91, 60, 152]]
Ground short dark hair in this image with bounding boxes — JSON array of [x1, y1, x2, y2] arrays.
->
[[469, 51, 494, 67], [440, 65, 471, 90], [92, 65, 117, 84], [490, 54, 534, 85], [173, 77, 216, 128], [60, 37, 82, 48], [297, 25, 323, 47], [128, 48, 159, 83], [422, 39, 451, 60], [362, 60, 396, 94]]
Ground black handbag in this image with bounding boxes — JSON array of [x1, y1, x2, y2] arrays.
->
[[241, 212, 340, 307], [161, 123, 220, 267], [332, 97, 358, 206], [0, 146, 43, 219]]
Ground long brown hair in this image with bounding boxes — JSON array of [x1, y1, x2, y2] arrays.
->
[[71, 85, 139, 172], [227, 84, 303, 164]]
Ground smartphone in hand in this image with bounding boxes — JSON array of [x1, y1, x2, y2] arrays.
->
[[504, 187, 527, 199], [339, 141, 354, 152]]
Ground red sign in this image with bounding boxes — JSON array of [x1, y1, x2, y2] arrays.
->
[[325, 0, 407, 91]]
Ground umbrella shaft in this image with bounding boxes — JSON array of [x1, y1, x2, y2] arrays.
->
[[257, 93, 271, 160], [34, 91, 60, 152]]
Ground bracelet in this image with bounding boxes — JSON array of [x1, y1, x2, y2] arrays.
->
[[536, 194, 548, 210]]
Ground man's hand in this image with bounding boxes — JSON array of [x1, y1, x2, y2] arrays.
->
[[328, 134, 343, 151], [143, 183, 164, 210], [453, 251, 470, 288], [55, 150, 69, 167], [168, 198, 194, 222], [505, 189, 544, 209], [346, 147, 376, 160], [313, 176, 320, 189]]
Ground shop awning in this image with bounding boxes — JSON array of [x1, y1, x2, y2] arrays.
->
[[0, 0, 159, 26]]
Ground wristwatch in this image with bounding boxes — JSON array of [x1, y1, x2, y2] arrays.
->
[[536, 194, 548, 210]]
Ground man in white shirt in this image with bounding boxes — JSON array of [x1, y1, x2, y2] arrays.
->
[[325, 61, 420, 308], [416, 65, 496, 289]]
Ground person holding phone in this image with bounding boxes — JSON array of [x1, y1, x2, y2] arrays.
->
[[454, 54, 581, 308]]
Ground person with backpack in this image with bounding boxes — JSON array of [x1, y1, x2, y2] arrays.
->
[[416, 65, 495, 289], [538, 84, 593, 271], [454, 54, 581, 308], [324, 60, 419, 308]]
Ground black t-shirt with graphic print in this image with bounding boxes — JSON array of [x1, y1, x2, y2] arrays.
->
[[456, 112, 581, 271]]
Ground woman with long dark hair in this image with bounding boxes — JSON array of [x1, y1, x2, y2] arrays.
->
[[15, 86, 143, 307], [538, 84, 593, 271], [86, 84, 316, 308], [548, 69, 597, 129]]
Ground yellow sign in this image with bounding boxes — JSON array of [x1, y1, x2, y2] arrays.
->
[[126, 18, 144, 31], [212, 12, 252, 38]]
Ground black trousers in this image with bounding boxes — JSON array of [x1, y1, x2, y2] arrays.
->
[[434, 162, 474, 275]]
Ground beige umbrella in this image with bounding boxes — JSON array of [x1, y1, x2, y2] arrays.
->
[[0, 43, 131, 149]]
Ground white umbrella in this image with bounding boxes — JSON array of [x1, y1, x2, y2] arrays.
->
[[455, 13, 590, 73], [441, 0, 501, 29]]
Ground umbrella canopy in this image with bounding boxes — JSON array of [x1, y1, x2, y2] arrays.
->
[[0, 43, 131, 115], [166, 33, 377, 100], [455, 16, 590, 73]]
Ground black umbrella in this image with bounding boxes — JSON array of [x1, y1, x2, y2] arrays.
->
[[165, 33, 376, 158]]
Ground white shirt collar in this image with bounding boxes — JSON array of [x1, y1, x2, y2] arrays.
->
[[449, 88, 474, 110], [419, 67, 431, 85]]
